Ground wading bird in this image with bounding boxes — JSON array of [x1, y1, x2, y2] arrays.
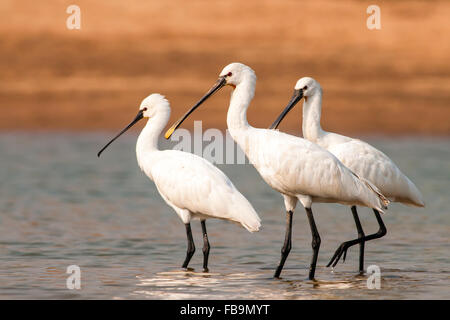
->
[[165, 63, 389, 280], [270, 77, 424, 272], [98, 94, 261, 272]]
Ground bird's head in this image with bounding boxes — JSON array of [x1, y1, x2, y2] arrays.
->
[[97, 93, 170, 157], [165, 62, 255, 139], [294, 77, 321, 99], [219, 62, 256, 88], [139, 94, 170, 119], [270, 77, 321, 130]]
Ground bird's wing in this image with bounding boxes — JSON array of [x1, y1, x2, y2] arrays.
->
[[327, 138, 424, 206], [240, 129, 387, 210], [246, 129, 355, 200], [148, 150, 261, 230]]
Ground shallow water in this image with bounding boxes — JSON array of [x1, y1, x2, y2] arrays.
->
[[0, 133, 449, 299]]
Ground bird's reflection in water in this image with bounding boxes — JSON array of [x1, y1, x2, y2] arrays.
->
[[130, 268, 374, 299]]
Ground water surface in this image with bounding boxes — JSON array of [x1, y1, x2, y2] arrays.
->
[[0, 133, 448, 299]]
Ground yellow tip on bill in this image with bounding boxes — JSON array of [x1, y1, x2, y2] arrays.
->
[[164, 126, 175, 139]]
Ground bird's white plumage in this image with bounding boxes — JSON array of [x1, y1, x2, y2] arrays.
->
[[135, 94, 261, 232], [236, 127, 388, 211], [219, 63, 389, 212], [294, 77, 424, 207]]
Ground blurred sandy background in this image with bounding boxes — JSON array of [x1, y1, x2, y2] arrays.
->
[[0, 0, 449, 135]]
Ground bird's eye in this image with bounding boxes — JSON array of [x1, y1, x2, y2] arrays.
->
[[142, 107, 147, 111], [303, 86, 308, 90], [227, 72, 232, 77]]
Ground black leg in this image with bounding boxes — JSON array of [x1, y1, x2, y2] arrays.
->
[[351, 206, 366, 273], [305, 207, 321, 280], [327, 209, 387, 269], [274, 210, 293, 278], [182, 223, 195, 269], [201, 220, 210, 272]]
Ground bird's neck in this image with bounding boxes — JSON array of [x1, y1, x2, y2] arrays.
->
[[302, 90, 325, 143], [226, 75, 255, 141], [136, 111, 169, 168]]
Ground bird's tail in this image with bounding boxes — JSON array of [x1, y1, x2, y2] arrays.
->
[[239, 206, 262, 232], [356, 174, 390, 213], [401, 175, 425, 207], [231, 194, 262, 232], [241, 217, 261, 233]]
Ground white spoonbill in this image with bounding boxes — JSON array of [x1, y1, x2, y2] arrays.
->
[[270, 77, 425, 272], [97, 93, 261, 272], [165, 63, 389, 280]]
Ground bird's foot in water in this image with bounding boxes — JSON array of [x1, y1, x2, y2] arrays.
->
[[327, 242, 351, 268], [182, 267, 195, 272]]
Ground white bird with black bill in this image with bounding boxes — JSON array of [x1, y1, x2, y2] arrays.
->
[[98, 93, 261, 272], [270, 77, 424, 272]]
